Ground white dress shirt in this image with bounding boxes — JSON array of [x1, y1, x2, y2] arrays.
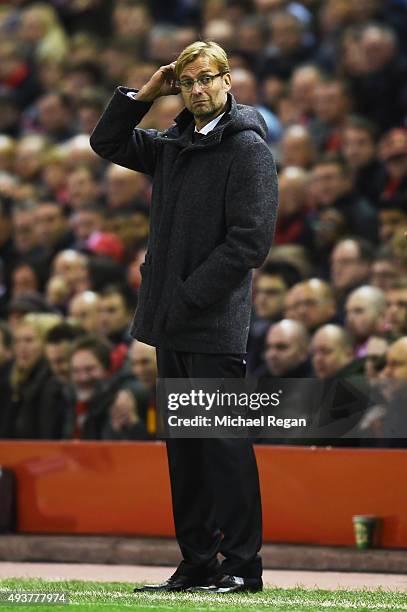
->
[[194, 112, 225, 134]]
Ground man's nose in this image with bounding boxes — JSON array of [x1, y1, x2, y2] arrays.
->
[[191, 81, 204, 94]]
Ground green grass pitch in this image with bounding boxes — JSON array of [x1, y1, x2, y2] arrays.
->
[[1, 578, 407, 612]]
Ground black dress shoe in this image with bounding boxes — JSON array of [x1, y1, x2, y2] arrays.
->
[[133, 571, 217, 593], [188, 574, 263, 593]]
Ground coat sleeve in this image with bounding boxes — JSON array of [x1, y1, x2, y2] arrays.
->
[[181, 140, 279, 309], [89, 86, 160, 176]]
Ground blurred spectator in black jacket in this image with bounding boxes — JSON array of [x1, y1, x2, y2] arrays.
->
[[247, 261, 301, 375], [0, 314, 62, 439], [308, 156, 378, 243], [62, 334, 133, 439], [311, 324, 356, 380], [349, 24, 407, 132], [42, 321, 85, 438], [341, 115, 386, 205], [384, 279, 407, 339], [369, 248, 399, 292], [378, 199, 407, 246], [379, 128, 407, 203], [309, 78, 352, 154], [330, 237, 374, 309]]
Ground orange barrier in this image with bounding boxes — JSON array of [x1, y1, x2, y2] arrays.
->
[[1, 441, 406, 547]]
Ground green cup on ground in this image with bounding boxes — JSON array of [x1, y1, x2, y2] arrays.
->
[[352, 515, 379, 549]]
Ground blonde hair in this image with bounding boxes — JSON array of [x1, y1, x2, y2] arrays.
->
[[22, 3, 68, 62], [175, 40, 229, 79], [22, 313, 63, 340]]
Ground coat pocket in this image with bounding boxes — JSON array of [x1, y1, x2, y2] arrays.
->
[[164, 275, 196, 335]]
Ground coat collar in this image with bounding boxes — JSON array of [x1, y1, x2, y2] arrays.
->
[[160, 92, 236, 149]]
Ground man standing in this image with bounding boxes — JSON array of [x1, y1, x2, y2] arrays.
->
[[90, 41, 278, 594]]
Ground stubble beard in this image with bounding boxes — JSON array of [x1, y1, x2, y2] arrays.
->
[[191, 98, 223, 121]]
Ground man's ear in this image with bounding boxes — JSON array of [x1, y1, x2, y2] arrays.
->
[[224, 72, 232, 91]]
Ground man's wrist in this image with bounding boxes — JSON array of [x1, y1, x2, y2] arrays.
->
[[133, 88, 157, 102]]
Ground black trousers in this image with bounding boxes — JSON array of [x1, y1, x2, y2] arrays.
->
[[156, 348, 263, 579]]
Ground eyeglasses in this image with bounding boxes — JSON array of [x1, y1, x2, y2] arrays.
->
[[176, 72, 226, 92]]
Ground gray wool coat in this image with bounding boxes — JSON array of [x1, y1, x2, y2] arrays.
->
[[90, 88, 279, 353]]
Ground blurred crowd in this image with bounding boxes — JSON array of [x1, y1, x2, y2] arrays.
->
[[0, 0, 406, 445]]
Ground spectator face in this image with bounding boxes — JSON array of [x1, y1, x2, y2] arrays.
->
[[12, 209, 38, 254], [314, 83, 350, 124], [254, 274, 287, 319], [77, 105, 103, 135], [370, 260, 398, 291], [0, 98, 19, 134], [312, 208, 346, 250], [146, 96, 183, 131], [12, 264, 39, 297], [53, 251, 89, 293], [265, 322, 308, 376], [342, 127, 375, 170], [281, 128, 315, 169], [384, 155, 407, 181], [310, 163, 350, 207], [284, 283, 335, 330], [129, 341, 157, 389], [15, 137, 46, 181], [345, 293, 382, 341], [97, 293, 129, 337], [360, 27, 395, 73], [106, 212, 149, 251], [379, 338, 407, 398], [46, 275, 69, 306], [42, 162, 68, 194], [278, 168, 308, 216], [365, 336, 388, 380], [350, 0, 380, 22], [20, 8, 47, 43], [70, 349, 108, 401], [37, 94, 71, 136], [67, 167, 100, 209], [330, 241, 370, 291], [70, 209, 104, 242], [290, 67, 322, 117], [35, 204, 67, 247], [45, 341, 71, 384], [271, 13, 302, 55], [236, 21, 265, 55], [13, 323, 43, 371], [379, 210, 407, 244], [384, 288, 407, 336], [101, 47, 133, 84], [230, 69, 258, 106], [311, 327, 353, 379], [178, 55, 231, 125], [106, 165, 147, 209], [68, 292, 99, 333]]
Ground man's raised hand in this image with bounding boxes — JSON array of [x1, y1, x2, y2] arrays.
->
[[135, 62, 181, 102]]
